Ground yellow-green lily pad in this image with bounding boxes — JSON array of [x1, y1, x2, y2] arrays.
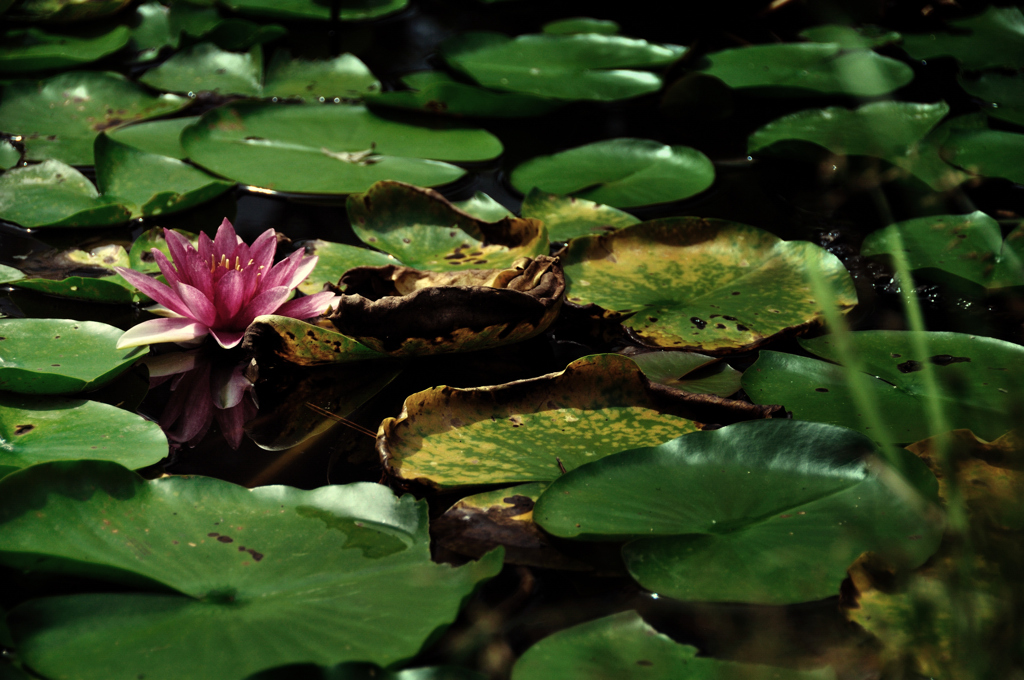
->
[[520, 188, 639, 242]]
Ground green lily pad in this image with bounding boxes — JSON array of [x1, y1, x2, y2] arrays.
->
[[747, 101, 965, 191], [297, 240, 400, 295], [799, 24, 901, 49], [699, 43, 912, 97], [140, 42, 262, 96], [263, 51, 381, 101], [249, 662, 485, 680], [5, 0, 131, 22], [107, 117, 197, 160], [0, 139, 21, 169], [0, 265, 25, 284], [451, 192, 512, 222], [0, 71, 189, 165], [511, 611, 836, 680], [860, 211, 1024, 290], [378, 353, 783, 489], [902, 6, 1024, 70], [943, 127, 1024, 185], [520, 188, 640, 242], [0, 395, 167, 470], [131, 1, 175, 59], [627, 351, 742, 397], [347, 181, 546, 270], [0, 460, 502, 680], [441, 31, 685, 102], [13, 275, 135, 303], [561, 218, 857, 352], [0, 161, 130, 228], [128, 227, 197, 274], [243, 315, 385, 366], [959, 73, 1024, 128], [511, 139, 714, 208], [95, 133, 235, 218], [541, 17, 619, 35], [742, 331, 1024, 443], [367, 71, 561, 118], [533, 420, 942, 604], [0, 25, 130, 73], [181, 102, 502, 194], [0, 319, 146, 394], [220, 0, 408, 21]]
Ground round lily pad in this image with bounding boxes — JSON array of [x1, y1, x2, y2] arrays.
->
[[0, 140, 21, 170], [0, 160, 130, 228], [263, 51, 381, 101], [0, 25, 130, 73], [140, 43, 263, 97], [627, 351, 741, 397], [346, 181, 546, 270], [181, 103, 502, 194], [902, 6, 1024, 70], [452, 192, 512, 222], [798, 24, 901, 49], [107, 117, 198, 159], [944, 128, 1024, 185], [0, 319, 147, 394], [0, 71, 189, 165], [959, 73, 1024, 128], [13, 276, 135, 303], [297, 240, 400, 295], [699, 43, 912, 96], [541, 17, 620, 35], [511, 139, 714, 208], [0, 461, 502, 680], [441, 31, 685, 102], [520, 188, 640, 242], [366, 71, 561, 118], [533, 419, 942, 604], [5, 0, 131, 22], [0, 395, 167, 470], [221, 0, 408, 21], [561, 218, 857, 352]]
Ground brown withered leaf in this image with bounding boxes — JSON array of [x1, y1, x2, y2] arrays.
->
[[326, 255, 564, 355]]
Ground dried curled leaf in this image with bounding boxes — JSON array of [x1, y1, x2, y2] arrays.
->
[[326, 255, 564, 355]]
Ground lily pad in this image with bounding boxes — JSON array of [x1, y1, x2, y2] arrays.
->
[[0, 461, 502, 680], [533, 419, 942, 604], [902, 6, 1024, 70], [860, 211, 1024, 290], [367, 71, 561, 118], [107, 117, 198, 159], [13, 275, 135, 303], [220, 0, 408, 21], [452, 192, 512, 222], [441, 31, 685, 102], [627, 351, 742, 397], [5, 0, 131, 22], [140, 42, 263, 97], [378, 353, 783, 489], [541, 17, 620, 35], [0, 319, 146, 394], [511, 611, 836, 680], [0, 265, 25, 284], [958, 73, 1024, 128], [561, 218, 857, 352], [0, 139, 21, 169], [748, 100, 967, 192], [0, 71, 189, 165], [249, 663, 485, 680], [942, 127, 1024, 185], [511, 139, 714, 208], [181, 103, 502, 194], [95, 133, 235, 217], [296, 240, 400, 295], [0, 160, 130, 228], [742, 331, 1024, 443], [347, 182, 546, 270], [0, 25, 130, 73], [798, 24, 901, 49], [699, 43, 913, 97], [243, 315, 385, 366], [325, 255, 564, 355], [0, 395, 167, 470], [520, 188, 640, 242], [263, 51, 381, 101]]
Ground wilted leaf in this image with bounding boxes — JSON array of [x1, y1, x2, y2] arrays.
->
[[243, 315, 384, 366], [296, 240, 400, 295]]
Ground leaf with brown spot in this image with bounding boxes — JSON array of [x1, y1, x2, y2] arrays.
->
[[242, 315, 384, 367]]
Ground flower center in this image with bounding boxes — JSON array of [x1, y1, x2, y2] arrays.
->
[[210, 255, 259, 274]]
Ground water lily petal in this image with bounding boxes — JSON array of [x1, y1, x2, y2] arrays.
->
[[175, 282, 218, 327], [116, 317, 209, 349], [142, 350, 201, 379], [153, 250, 182, 289], [143, 303, 185, 318], [213, 268, 249, 324], [275, 291, 336, 321], [114, 267, 193, 318], [214, 397, 258, 449], [286, 255, 319, 291], [261, 249, 304, 290], [209, 328, 246, 349], [237, 285, 292, 325], [212, 361, 253, 409], [164, 229, 193, 270], [197, 230, 214, 267], [213, 218, 239, 261], [249, 229, 277, 275]]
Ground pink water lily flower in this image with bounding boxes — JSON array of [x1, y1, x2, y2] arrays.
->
[[115, 219, 335, 349]]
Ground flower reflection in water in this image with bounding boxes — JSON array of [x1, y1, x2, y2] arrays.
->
[[143, 350, 258, 450]]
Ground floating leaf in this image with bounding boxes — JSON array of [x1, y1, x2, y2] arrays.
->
[[107, 117, 197, 159], [958, 72, 1024, 128], [181, 103, 502, 194], [140, 42, 263, 96], [0, 25, 130, 73], [0, 161, 129, 228], [324, 255, 564, 355], [95, 133, 234, 217], [902, 6, 1024, 70], [561, 218, 857, 352], [511, 139, 714, 208], [0, 71, 188, 165], [13, 275, 134, 303], [378, 354, 783, 489], [798, 24, 901, 49], [0, 461, 501, 680], [699, 43, 912, 96], [534, 420, 942, 604], [860, 211, 1024, 290], [520, 189, 639, 242], [249, 662, 485, 680], [0, 139, 20, 169], [0, 395, 166, 470], [131, 0, 175, 59], [0, 319, 146, 394], [347, 182, 546, 270], [243, 315, 385, 366], [5, 0, 131, 22], [627, 351, 742, 397], [263, 51, 381, 101], [367, 71, 561, 118], [441, 31, 685, 102], [221, 0, 408, 21], [541, 17, 620, 35], [452, 192, 513, 222], [943, 127, 1024, 186], [0, 265, 25, 284], [742, 331, 1024, 443], [296, 240, 399, 295], [512, 611, 836, 679]]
